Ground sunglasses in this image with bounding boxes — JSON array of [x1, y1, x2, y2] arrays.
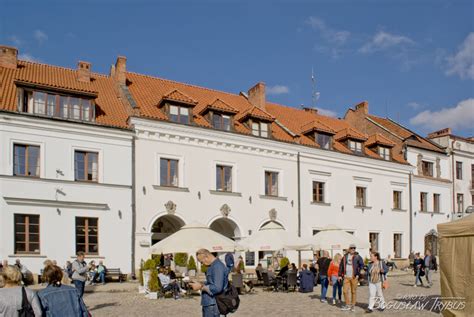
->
[[350, 247, 356, 250]]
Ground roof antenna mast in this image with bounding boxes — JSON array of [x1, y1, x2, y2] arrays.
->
[[311, 67, 320, 109]]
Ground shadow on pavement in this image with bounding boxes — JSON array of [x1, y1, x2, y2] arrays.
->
[[88, 302, 119, 311]]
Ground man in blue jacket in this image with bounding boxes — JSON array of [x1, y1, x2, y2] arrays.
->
[[338, 244, 364, 312], [225, 252, 234, 273], [190, 249, 228, 317]]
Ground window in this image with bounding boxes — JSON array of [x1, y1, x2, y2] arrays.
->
[[420, 192, 428, 212], [378, 147, 390, 160], [393, 191, 402, 210], [216, 165, 232, 192], [471, 164, 474, 188], [349, 140, 363, 154], [316, 133, 332, 150], [74, 151, 98, 182], [14, 214, 40, 254], [76, 217, 98, 255], [169, 105, 190, 124], [433, 194, 440, 213], [160, 158, 179, 187], [456, 161, 463, 180], [312, 181, 325, 203], [393, 234, 402, 258], [13, 144, 40, 177], [21, 90, 94, 122], [265, 171, 278, 196], [457, 194, 464, 213], [251, 122, 269, 138], [356, 186, 367, 207], [369, 232, 379, 252], [212, 113, 231, 131], [422, 161, 433, 177]]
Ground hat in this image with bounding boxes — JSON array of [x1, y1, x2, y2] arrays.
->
[[349, 244, 356, 249]]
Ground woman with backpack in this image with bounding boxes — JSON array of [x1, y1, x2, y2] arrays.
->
[[0, 265, 42, 316], [413, 252, 425, 287], [366, 252, 388, 313]]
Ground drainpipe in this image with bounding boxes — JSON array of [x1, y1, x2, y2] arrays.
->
[[297, 152, 302, 267], [451, 139, 456, 219], [131, 135, 137, 276], [409, 172, 413, 254]]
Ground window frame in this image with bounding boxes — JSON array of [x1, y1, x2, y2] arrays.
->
[[316, 133, 332, 150], [356, 186, 367, 207], [393, 190, 402, 210], [433, 193, 440, 213], [456, 161, 463, 180], [74, 150, 99, 182], [393, 233, 402, 258], [457, 193, 464, 213], [369, 232, 379, 252], [264, 171, 279, 196], [349, 140, 363, 154], [421, 160, 434, 177], [420, 192, 428, 212], [211, 112, 232, 131], [216, 164, 233, 192], [14, 214, 40, 254], [251, 121, 269, 138], [13, 144, 41, 178], [168, 104, 191, 124], [160, 158, 179, 187], [312, 181, 325, 203], [75, 217, 99, 255], [378, 146, 390, 160]]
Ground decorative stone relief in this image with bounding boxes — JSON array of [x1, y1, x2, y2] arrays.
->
[[417, 154, 423, 175], [164, 200, 176, 215], [220, 204, 231, 217], [269, 208, 277, 221], [436, 157, 441, 178]]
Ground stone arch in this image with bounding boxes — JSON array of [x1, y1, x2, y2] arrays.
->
[[424, 229, 438, 257], [149, 213, 186, 245], [208, 216, 242, 241], [257, 219, 286, 230]]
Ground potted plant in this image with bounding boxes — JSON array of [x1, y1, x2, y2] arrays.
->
[[187, 255, 197, 277], [138, 259, 146, 293], [174, 253, 188, 274], [146, 268, 160, 299], [142, 258, 156, 292]]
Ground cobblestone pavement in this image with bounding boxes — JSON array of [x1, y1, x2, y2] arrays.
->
[[83, 272, 447, 316]]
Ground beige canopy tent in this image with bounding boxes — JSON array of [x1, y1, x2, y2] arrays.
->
[[437, 214, 474, 317], [309, 224, 370, 256]]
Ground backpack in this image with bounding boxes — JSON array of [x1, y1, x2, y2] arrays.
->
[[67, 263, 74, 279], [18, 287, 35, 317], [215, 282, 240, 315]]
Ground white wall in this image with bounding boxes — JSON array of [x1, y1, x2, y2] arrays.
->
[[0, 113, 133, 274]]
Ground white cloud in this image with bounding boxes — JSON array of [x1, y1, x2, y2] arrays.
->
[[445, 33, 474, 80], [359, 31, 414, 54], [317, 107, 337, 117], [407, 102, 422, 110], [409, 98, 474, 130], [306, 17, 350, 46], [18, 53, 40, 62], [8, 35, 23, 46], [34, 30, 48, 43], [267, 85, 290, 95]]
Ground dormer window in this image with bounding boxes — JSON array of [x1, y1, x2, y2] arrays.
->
[[169, 105, 189, 124], [349, 140, 363, 154], [251, 121, 269, 137], [316, 133, 332, 150], [20, 89, 95, 122], [212, 113, 231, 131], [378, 147, 390, 160]]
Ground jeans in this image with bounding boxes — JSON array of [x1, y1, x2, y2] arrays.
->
[[98, 271, 106, 284], [425, 269, 432, 285], [331, 276, 342, 300], [320, 275, 329, 300], [368, 282, 385, 310], [202, 304, 220, 317], [73, 280, 85, 298], [163, 283, 180, 296], [415, 269, 424, 286], [343, 277, 358, 306]]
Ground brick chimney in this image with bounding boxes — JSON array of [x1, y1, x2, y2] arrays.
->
[[303, 107, 318, 115], [0, 45, 18, 69], [427, 128, 452, 139], [248, 82, 266, 110], [355, 101, 369, 114], [113, 56, 127, 85], [77, 61, 91, 83]]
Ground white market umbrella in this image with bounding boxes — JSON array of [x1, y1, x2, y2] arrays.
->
[[150, 222, 240, 254], [239, 221, 312, 251], [310, 224, 369, 251]]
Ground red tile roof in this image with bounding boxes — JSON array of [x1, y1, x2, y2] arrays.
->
[[162, 89, 198, 106], [236, 105, 275, 122], [334, 127, 367, 142], [199, 98, 238, 115], [366, 133, 395, 147], [300, 120, 335, 135]]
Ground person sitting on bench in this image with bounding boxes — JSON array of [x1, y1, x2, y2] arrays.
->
[[385, 255, 397, 271], [158, 267, 184, 299]]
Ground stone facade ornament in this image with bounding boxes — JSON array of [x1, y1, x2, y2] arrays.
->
[[435, 157, 441, 178], [164, 200, 176, 215], [417, 154, 423, 175], [220, 204, 231, 217], [269, 208, 277, 221]]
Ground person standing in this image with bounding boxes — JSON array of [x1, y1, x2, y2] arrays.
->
[[413, 252, 424, 287], [316, 250, 331, 303], [0, 265, 42, 316], [190, 249, 228, 317], [328, 253, 342, 305], [225, 252, 234, 273], [71, 252, 90, 298], [423, 250, 437, 288], [338, 244, 364, 312], [366, 252, 388, 313], [37, 264, 89, 316]]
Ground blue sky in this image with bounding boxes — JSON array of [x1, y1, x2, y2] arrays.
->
[[1, 0, 473, 136]]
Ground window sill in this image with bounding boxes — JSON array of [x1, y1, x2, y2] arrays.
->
[[209, 190, 242, 197], [311, 202, 331, 206], [70, 255, 105, 259], [392, 208, 407, 212], [417, 211, 445, 215], [354, 205, 372, 210], [259, 195, 287, 201], [152, 185, 189, 192], [9, 254, 47, 258]]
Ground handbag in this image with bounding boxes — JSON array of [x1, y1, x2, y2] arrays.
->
[[18, 287, 35, 317]]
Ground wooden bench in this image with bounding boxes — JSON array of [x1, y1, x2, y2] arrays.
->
[[105, 268, 127, 282]]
